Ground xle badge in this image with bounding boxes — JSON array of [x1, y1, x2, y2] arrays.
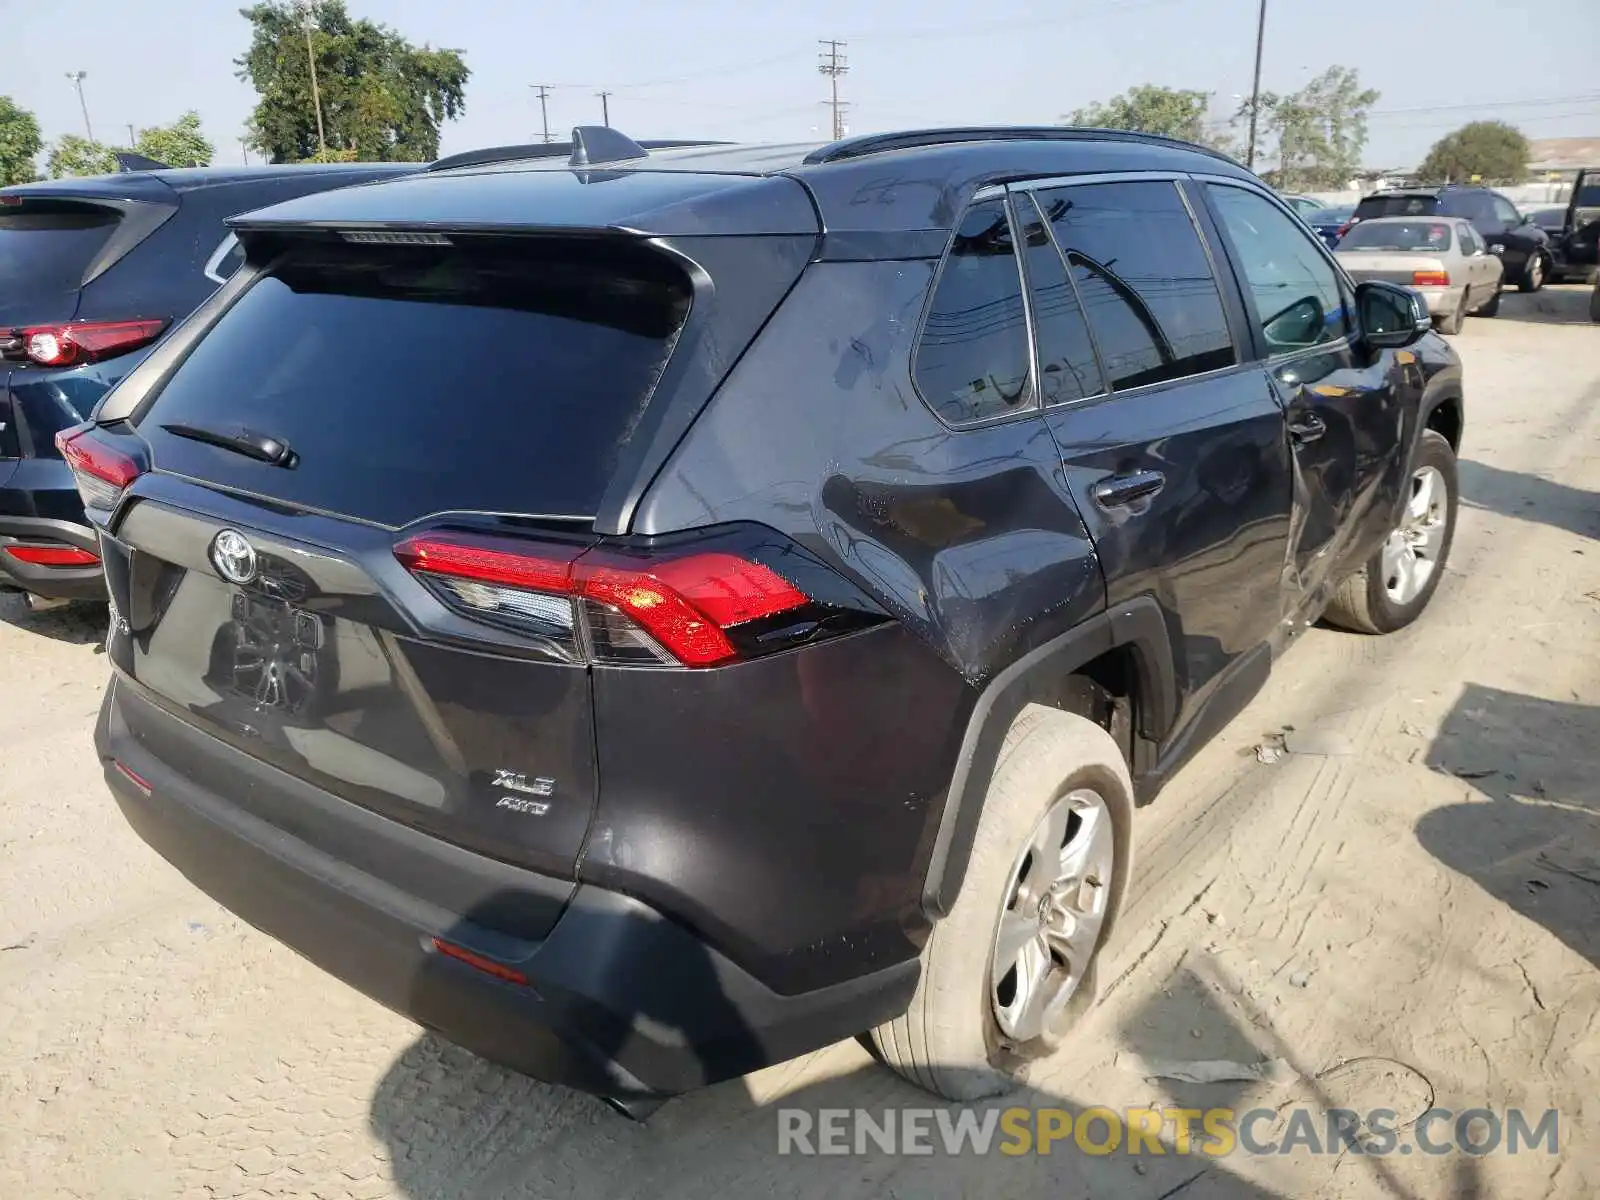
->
[[493, 770, 555, 817]]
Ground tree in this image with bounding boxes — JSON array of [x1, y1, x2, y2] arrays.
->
[[47, 135, 119, 178], [1244, 66, 1379, 189], [0, 96, 43, 185], [236, 1, 468, 163], [1068, 85, 1215, 146], [1417, 122, 1529, 185], [135, 111, 214, 168]]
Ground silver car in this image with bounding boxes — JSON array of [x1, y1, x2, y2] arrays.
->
[[1335, 216, 1503, 334]]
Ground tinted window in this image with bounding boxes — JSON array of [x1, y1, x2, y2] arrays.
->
[[1457, 224, 1480, 254], [914, 199, 1032, 423], [1207, 184, 1349, 355], [1338, 220, 1454, 251], [1576, 182, 1600, 206], [1016, 196, 1103, 406], [1529, 208, 1566, 230], [1033, 181, 1234, 392], [1355, 194, 1440, 220], [139, 238, 691, 526], [0, 200, 121, 308], [1492, 196, 1521, 226]]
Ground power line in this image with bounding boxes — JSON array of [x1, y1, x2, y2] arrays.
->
[[819, 39, 849, 141]]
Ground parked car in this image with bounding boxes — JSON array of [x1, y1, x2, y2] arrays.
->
[[1279, 193, 1326, 219], [76, 125, 1464, 1116], [1305, 203, 1355, 249], [1347, 185, 1552, 292], [1536, 168, 1600, 282], [1335, 216, 1502, 334], [0, 161, 416, 609]]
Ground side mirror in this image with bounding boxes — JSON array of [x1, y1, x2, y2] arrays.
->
[[1357, 280, 1431, 349]]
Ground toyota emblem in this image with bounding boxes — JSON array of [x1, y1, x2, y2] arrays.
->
[[210, 529, 258, 585]]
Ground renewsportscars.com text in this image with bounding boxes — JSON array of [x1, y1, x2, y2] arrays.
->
[[776, 1106, 1559, 1158]]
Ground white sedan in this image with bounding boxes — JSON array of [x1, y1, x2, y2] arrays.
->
[[1335, 216, 1503, 335]]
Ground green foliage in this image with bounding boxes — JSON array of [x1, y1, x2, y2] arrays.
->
[[1244, 66, 1379, 189], [1069, 85, 1215, 146], [237, 1, 469, 163], [0, 96, 44, 185], [47, 135, 119, 178], [135, 111, 215, 168], [1417, 122, 1529, 185]]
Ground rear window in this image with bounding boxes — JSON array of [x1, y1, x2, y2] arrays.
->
[[1339, 221, 1454, 251], [138, 237, 691, 526], [1354, 195, 1441, 220], [0, 199, 122, 299]]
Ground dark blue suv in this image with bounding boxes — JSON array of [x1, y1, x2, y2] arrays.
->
[[0, 162, 414, 607], [76, 127, 1465, 1114]]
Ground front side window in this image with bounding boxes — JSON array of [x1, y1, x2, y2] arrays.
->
[[914, 198, 1033, 424], [1492, 196, 1521, 227], [1032, 180, 1234, 392], [1207, 184, 1349, 355]]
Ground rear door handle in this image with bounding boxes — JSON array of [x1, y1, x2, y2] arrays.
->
[[1091, 470, 1166, 509], [1288, 413, 1327, 443]]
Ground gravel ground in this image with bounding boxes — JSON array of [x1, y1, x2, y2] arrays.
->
[[2, 285, 1597, 1199]]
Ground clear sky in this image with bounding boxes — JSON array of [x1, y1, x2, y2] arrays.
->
[[2, 0, 1596, 170]]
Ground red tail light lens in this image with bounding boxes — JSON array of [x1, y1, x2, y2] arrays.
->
[[1336, 221, 1353, 239], [19, 318, 167, 367], [56, 428, 142, 510], [3, 544, 99, 567], [1412, 270, 1451, 287], [395, 533, 812, 668]]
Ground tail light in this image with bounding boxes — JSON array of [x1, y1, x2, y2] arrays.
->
[[1412, 270, 1451, 287], [395, 531, 821, 668], [3, 543, 99, 567], [1336, 221, 1353, 239], [56, 428, 142, 511], [14, 319, 167, 367]]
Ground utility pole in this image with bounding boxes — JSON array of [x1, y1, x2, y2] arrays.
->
[[596, 91, 612, 126], [532, 85, 553, 143], [818, 40, 849, 141], [240, 138, 251, 166], [299, 0, 328, 158], [65, 72, 93, 142], [1244, 0, 1267, 171], [126, 124, 136, 149]]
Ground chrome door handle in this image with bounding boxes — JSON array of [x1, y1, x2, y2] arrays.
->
[[1288, 413, 1326, 443], [1091, 470, 1166, 509]]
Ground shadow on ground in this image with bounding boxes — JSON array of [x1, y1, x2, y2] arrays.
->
[[1456, 459, 1600, 541], [1417, 682, 1600, 972], [0, 593, 106, 648], [1492, 284, 1599, 327]]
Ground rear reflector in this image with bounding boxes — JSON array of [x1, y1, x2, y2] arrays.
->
[[395, 533, 811, 668], [19, 318, 167, 367], [56, 428, 142, 511], [4, 543, 99, 567], [430, 937, 529, 986], [112, 760, 152, 794], [1412, 270, 1451, 287]]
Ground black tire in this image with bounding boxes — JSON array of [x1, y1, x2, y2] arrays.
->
[[1324, 429, 1457, 635], [1434, 294, 1465, 335], [1590, 284, 1600, 324], [1518, 252, 1546, 293], [1474, 284, 1500, 317], [869, 706, 1134, 1101]]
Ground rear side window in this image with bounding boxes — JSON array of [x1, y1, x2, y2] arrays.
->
[[0, 200, 121, 300], [1207, 184, 1349, 355], [1355, 195, 1440, 220], [1033, 180, 1234, 392], [1015, 196, 1103, 405], [914, 198, 1033, 424], [139, 237, 691, 526]]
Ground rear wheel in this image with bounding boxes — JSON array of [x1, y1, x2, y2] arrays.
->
[[1518, 252, 1546, 293], [1474, 283, 1500, 317], [869, 707, 1133, 1100], [1324, 429, 1457, 635], [1435, 294, 1466, 335]]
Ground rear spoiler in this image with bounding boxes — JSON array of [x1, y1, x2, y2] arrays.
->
[[116, 152, 171, 172]]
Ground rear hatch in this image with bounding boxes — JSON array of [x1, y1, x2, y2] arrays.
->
[[95, 232, 697, 886]]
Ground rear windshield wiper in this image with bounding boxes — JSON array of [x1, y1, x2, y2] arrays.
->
[[161, 422, 296, 467]]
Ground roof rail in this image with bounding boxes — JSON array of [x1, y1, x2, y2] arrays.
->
[[427, 136, 730, 173], [803, 126, 1243, 167]]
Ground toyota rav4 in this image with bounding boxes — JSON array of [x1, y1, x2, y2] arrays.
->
[[76, 126, 1464, 1115]]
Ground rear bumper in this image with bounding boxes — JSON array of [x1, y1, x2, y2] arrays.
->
[[0, 515, 106, 600], [1411, 285, 1466, 318], [95, 678, 917, 1103]]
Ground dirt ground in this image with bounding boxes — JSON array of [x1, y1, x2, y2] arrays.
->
[[2, 285, 1597, 1200]]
